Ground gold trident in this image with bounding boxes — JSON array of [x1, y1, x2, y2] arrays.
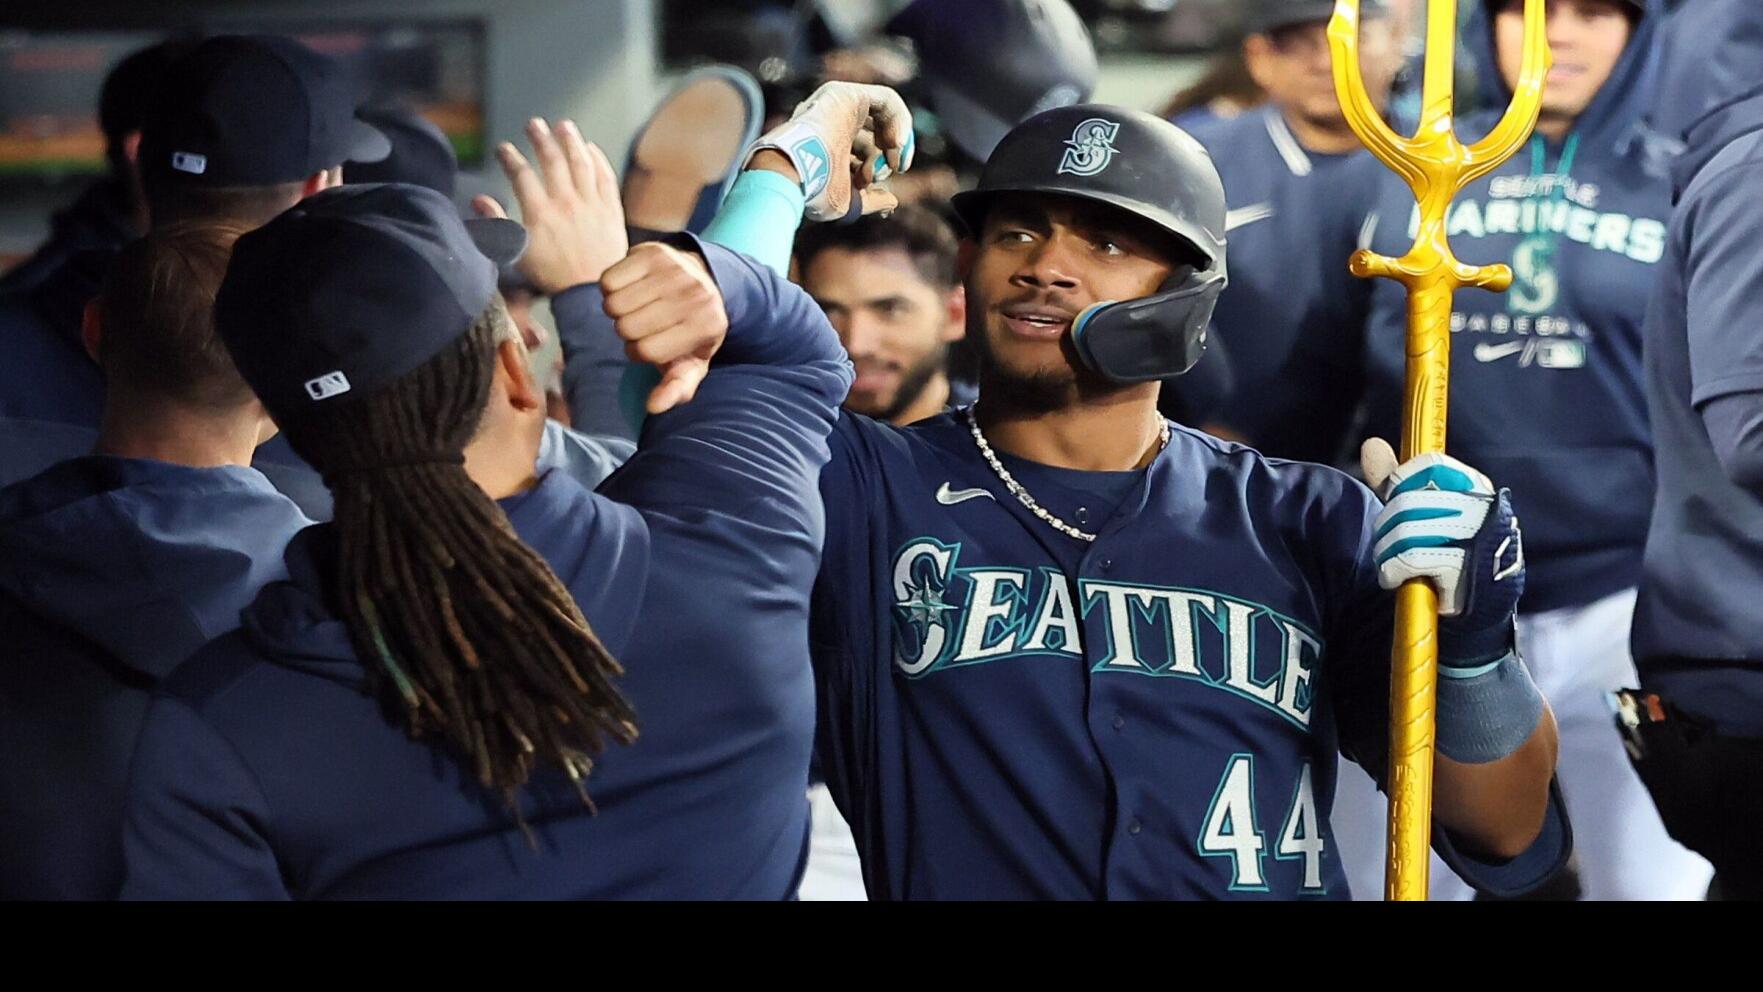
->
[[1328, 0, 1550, 901]]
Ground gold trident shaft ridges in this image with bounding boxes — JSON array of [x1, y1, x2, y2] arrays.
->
[[1326, 0, 1550, 901]]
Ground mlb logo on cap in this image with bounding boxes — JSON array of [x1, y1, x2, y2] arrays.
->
[[305, 371, 352, 401], [171, 151, 208, 174]]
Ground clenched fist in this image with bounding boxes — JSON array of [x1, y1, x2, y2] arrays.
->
[[600, 241, 728, 414]]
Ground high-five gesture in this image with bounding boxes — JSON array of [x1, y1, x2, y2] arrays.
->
[[475, 118, 628, 293]]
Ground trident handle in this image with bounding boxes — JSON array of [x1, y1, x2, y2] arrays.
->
[[1327, 0, 1549, 901]]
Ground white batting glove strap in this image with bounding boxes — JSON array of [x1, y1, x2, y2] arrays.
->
[[747, 119, 841, 212]]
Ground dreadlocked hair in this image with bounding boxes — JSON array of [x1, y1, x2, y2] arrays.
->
[[278, 300, 637, 811]]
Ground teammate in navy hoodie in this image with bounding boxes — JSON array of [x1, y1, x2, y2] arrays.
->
[[0, 223, 310, 899], [1323, 0, 1712, 900], [1184, 0, 1402, 461], [118, 98, 893, 897], [1632, 19, 1763, 895]]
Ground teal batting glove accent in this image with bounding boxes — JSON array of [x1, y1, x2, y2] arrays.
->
[[1389, 463, 1480, 496], [874, 129, 917, 182], [1374, 534, 1455, 566], [1373, 505, 1461, 542]]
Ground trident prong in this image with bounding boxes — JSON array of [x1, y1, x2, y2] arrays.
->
[[1326, 0, 1550, 901]]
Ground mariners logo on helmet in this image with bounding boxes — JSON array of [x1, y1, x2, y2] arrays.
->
[[1057, 118, 1120, 177]]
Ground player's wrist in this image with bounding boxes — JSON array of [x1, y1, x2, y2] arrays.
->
[[746, 149, 802, 186], [1434, 650, 1546, 764], [1440, 614, 1517, 669]]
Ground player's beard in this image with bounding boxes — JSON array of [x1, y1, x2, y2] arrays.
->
[[967, 310, 1120, 415], [870, 344, 948, 423]]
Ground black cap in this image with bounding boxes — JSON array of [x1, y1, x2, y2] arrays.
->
[[888, 0, 1098, 163], [140, 35, 392, 188], [345, 105, 460, 198], [952, 104, 1227, 268], [1249, 0, 1389, 36], [215, 182, 526, 423], [98, 38, 198, 148]]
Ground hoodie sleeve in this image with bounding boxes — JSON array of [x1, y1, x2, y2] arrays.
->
[[595, 237, 852, 535], [120, 693, 289, 900], [554, 282, 640, 443], [1684, 158, 1763, 493]]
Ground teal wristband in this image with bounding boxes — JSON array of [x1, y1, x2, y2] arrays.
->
[[1436, 651, 1546, 764], [702, 168, 807, 277]]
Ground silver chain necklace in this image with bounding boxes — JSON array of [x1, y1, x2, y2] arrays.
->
[[964, 406, 1170, 543]]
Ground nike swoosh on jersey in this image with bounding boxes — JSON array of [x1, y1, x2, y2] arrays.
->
[[1225, 203, 1276, 231], [1473, 341, 1527, 363], [935, 483, 996, 506]]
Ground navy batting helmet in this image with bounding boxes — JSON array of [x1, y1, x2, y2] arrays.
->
[[951, 104, 1228, 383]]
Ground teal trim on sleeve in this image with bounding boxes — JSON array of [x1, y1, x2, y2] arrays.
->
[[701, 169, 807, 277]]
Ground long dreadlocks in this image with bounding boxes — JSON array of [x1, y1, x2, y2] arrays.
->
[[277, 299, 636, 809]]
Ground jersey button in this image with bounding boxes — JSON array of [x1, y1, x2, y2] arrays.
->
[[1075, 506, 1091, 526], [1099, 557, 1114, 571], [1127, 818, 1142, 836], [1112, 714, 1125, 731]]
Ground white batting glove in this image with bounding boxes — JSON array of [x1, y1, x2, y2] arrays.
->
[[742, 81, 916, 222], [1362, 438, 1505, 618]]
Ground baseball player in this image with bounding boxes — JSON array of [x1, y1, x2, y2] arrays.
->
[[1, 35, 395, 519], [118, 84, 909, 897], [0, 223, 311, 900], [1320, 0, 1713, 900], [1183, 0, 1403, 461], [795, 205, 971, 426], [699, 99, 1564, 898]]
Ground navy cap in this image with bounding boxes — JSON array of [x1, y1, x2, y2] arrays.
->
[[215, 183, 527, 423], [345, 105, 460, 198], [1249, 0, 1388, 35], [140, 35, 392, 188], [98, 38, 199, 148], [888, 0, 1098, 162]]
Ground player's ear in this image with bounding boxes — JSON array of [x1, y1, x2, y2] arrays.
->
[[495, 336, 543, 415], [1242, 34, 1279, 93], [81, 298, 104, 365], [956, 238, 977, 282], [942, 284, 967, 342]]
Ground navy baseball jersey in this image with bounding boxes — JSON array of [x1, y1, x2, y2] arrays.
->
[[120, 240, 853, 899], [1185, 106, 1382, 462], [1342, 5, 1669, 614], [1634, 88, 1763, 731], [811, 412, 1568, 899]]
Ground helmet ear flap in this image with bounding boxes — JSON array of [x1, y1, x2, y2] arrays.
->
[[1069, 265, 1227, 383]]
